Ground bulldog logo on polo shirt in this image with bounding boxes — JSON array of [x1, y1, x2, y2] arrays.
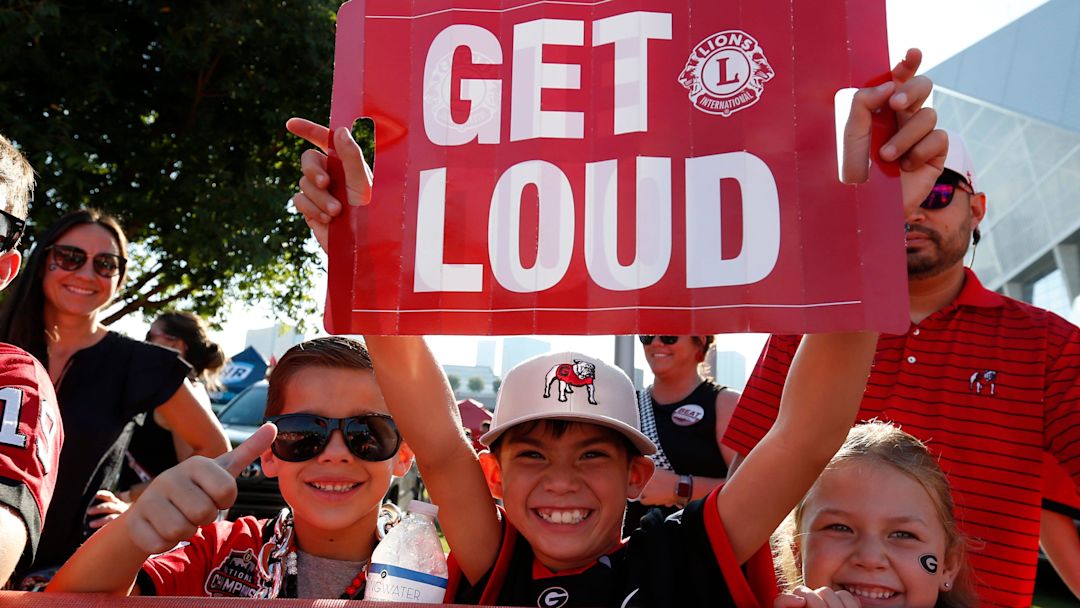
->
[[969, 370, 997, 396], [543, 360, 598, 405]]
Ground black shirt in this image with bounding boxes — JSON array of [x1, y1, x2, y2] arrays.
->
[[33, 331, 189, 569], [651, 380, 727, 478], [451, 492, 771, 607]]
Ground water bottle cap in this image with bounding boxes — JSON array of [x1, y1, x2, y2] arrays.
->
[[407, 500, 439, 518]]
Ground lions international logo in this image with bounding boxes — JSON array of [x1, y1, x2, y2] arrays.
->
[[544, 360, 598, 405], [204, 548, 261, 597], [678, 30, 774, 117]]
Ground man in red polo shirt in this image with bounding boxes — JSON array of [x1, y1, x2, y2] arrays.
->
[[723, 131, 1080, 608]]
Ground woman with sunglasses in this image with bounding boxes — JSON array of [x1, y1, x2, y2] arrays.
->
[[625, 335, 739, 531], [49, 336, 415, 600], [0, 208, 229, 579], [118, 311, 228, 501]]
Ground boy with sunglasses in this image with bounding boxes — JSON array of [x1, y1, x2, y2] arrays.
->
[[0, 134, 65, 586], [48, 336, 414, 599]]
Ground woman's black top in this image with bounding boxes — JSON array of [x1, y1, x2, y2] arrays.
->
[[32, 331, 189, 569], [651, 380, 728, 478], [624, 381, 728, 534]]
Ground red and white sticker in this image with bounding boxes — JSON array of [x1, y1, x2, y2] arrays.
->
[[671, 404, 705, 426]]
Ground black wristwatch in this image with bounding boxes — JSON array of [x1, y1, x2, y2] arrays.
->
[[675, 474, 693, 507]]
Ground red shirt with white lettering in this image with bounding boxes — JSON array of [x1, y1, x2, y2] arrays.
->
[[138, 516, 271, 597], [0, 343, 63, 572], [723, 270, 1080, 608]]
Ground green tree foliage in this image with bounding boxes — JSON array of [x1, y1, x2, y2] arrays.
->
[[447, 375, 461, 391], [467, 376, 484, 393], [492, 377, 501, 393], [0, 1, 371, 324]]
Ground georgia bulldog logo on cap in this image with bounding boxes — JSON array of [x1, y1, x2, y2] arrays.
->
[[543, 360, 598, 405], [678, 30, 774, 117]]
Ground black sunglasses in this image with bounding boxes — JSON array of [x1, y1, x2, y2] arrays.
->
[[0, 209, 25, 253], [47, 244, 126, 278], [921, 172, 973, 211], [639, 335, 679, 346], [266, 413, 401, 463]]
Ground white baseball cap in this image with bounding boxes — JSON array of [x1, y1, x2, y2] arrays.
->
[[943, 129, 977, 190], [480, 352, 657, 455]]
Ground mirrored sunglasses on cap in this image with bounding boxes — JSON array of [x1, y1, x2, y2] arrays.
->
[[47, 244, 126, 278], [0, 209, 25, 253], [921, 170, 974, 211], [639, 335, 679, 345], [265, 413, 401, 462]]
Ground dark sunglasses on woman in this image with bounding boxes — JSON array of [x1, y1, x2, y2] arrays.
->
[[921, 171, 974, 211], [146, 329, 180, 342], [639, 335, 679, 346], [265, 413, 402, 463], [0, 209, 25, 253], [47, 244, 126, 278]]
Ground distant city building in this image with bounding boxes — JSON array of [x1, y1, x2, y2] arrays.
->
[[633, 368, 644, 392], [476, 340, 496, 370], [708, 350, 747, 391], [927, 0, 1080, 315], [245, 323, 306, 362], [501, 337, 550, 374], [443, 364, 498, 410]]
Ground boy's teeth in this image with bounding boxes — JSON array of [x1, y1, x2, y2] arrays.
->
[[310, 481, 358, 492], [843, 585, 896, 600], [538, 509, 589, 524]]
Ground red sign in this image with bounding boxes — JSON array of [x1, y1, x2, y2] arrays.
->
[[325, 0, 907, 335]]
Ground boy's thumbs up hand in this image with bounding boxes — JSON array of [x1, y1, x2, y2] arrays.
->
[[122, 424, 278, 555], [217, 423, 277, 477]]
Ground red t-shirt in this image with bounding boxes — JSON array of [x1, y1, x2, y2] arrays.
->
[[723, 270, 1080, 608], [0, 343, 63, 570], [139, 516, 271, 597]]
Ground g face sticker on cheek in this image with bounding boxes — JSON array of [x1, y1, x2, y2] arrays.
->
[[919, 553, 938, 574]]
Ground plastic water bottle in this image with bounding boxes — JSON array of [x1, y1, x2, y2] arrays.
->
[[364, 500, 449, 603]]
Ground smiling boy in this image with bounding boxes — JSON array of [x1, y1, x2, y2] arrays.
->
[[47, 336, 414, 599], [361, 337, 877, 606]]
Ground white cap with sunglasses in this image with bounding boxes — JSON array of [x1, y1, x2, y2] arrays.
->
[[943, 129, 977, 190]]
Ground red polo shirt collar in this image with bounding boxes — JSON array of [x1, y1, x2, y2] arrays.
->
[[952, 268, 1005, 309]]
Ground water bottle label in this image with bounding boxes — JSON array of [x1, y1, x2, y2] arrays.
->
[[365, 562, 449, 603]]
